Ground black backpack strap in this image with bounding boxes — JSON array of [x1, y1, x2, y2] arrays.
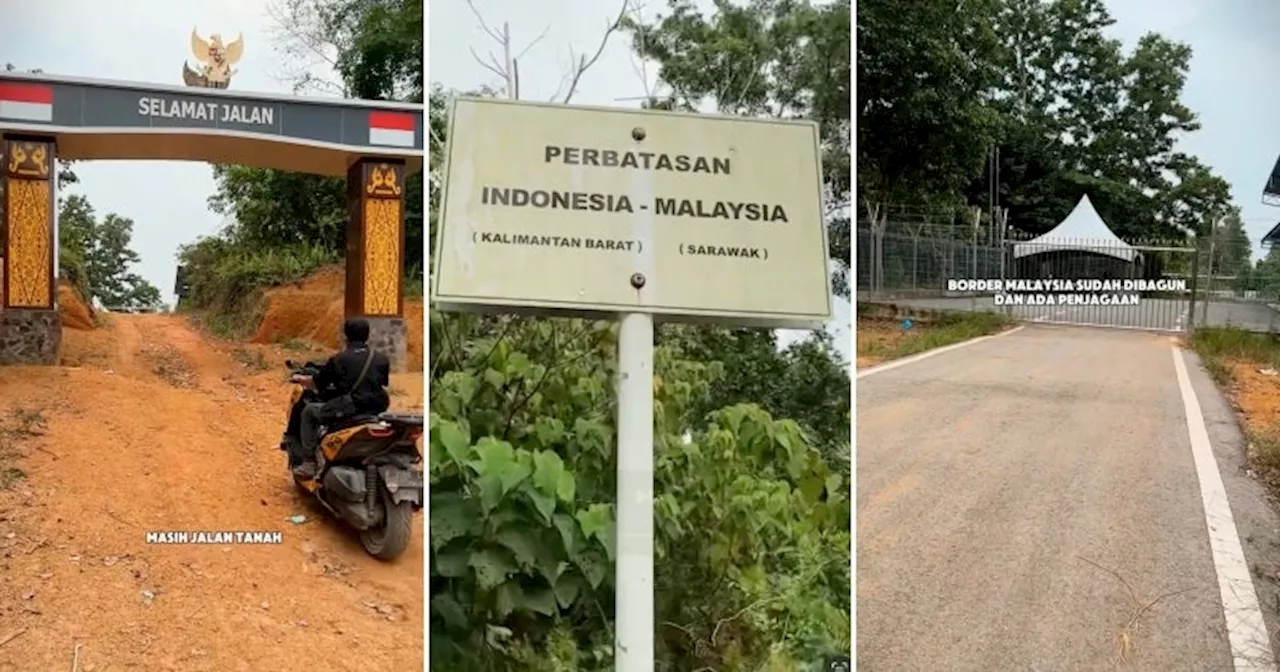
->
[[351, 349, 375, 391]]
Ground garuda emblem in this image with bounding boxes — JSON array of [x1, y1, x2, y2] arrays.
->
[[183, 28, 244, 89]]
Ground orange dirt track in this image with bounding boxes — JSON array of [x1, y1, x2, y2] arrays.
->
[[0, 301, 423, 669]]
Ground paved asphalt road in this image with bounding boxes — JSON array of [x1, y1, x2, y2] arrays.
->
[[877, 296, 1280, 332], [857, 325, 1280, 671]]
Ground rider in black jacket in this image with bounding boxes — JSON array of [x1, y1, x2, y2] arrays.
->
[[291, 318, 391, 479]]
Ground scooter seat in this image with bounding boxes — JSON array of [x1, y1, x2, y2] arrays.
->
[[327, 414, 381, 431]]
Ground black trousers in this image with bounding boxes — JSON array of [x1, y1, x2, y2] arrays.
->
[[299, 402, 326, 463]]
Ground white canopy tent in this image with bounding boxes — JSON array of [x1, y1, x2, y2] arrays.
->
[[1012, 194, 1140, 263]]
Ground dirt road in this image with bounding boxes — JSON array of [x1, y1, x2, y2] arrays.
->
[[0, 314, 422, 671], [858, 325, 1280, 671]]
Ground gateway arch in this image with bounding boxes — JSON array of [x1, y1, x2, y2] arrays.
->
[[0, 71, 424, 368]]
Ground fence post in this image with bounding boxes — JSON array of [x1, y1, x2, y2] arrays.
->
[[1201, 216, 1221, 326], [911, 237, 918, 292], [970, 208, 981, 311], [1187, 246, 1199, 332], [999, 218, 1011, 317]]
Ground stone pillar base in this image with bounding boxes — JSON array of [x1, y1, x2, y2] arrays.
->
[[366, 317, 408, 373], [0, 309, 61, 365]]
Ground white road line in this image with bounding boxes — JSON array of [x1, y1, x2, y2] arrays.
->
[[857, 326, 1025, 379], [1171, 346, 1277, 671]]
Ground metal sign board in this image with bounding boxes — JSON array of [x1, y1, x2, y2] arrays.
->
[[432, 97, 832, 328], [0, 72, 424, 154]]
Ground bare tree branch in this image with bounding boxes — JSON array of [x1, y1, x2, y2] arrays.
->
[[463, 0, 507, 45], [515, 26, 552, 61], [264, 0, 347, 96], [464, 0, 543, 98], [469, 45, 507, 81], [561, 0, 631, 104], [462, 0, 625, 103], [627, 2, 655, 103]]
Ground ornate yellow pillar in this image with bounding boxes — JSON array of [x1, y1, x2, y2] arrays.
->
[[345, 158, 407, 371], [1, 135, 60, 365]]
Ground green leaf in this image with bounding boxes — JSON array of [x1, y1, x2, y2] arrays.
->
[[494, 525, 542, 570], [575, 550, 607, 589], [537, 559, 568, 586], [432, 541, 470, 578], [494, 582, 520, 619], [467, 437, 514, 476], [798, 473, 825, 504], [553, 513, 579, 555], [532, 450, 566, 497], [556, 471, 576, 504], [435, 419, 471, 465], [505, 351, 532, 379], [430, 593, 468, 630], [597, 522, 616, 562], [467, 439, 530, 511], [450, 370, 478, 406], [576, 503, 613, 542], [428, 493, 480, 550], [533, 417, 566, 448], [498, 457, 532, 494], [520, 585, 558, 616], [524, 486, 557, 524], [573, 417, 612, 457], [483, 368, 504, 390], [825, 473, 844, 501], [553, 572, 584, 609], [474, 474, 505, 514], [468, 548, 517, 591]]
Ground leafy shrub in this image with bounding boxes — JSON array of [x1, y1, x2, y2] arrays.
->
[[429, 313, 850, 671], [178, 238, 337, 311]]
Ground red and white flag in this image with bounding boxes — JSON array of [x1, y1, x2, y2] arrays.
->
[[0, 82, 52, 122], [368, 111, 415, 148]]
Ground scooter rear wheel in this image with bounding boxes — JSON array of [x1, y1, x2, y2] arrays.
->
[[360, 489, 413, 561]]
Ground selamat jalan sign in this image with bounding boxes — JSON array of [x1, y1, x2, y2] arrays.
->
[[431, 97, 832, 329]]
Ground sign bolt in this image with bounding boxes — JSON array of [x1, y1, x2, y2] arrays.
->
[[631, 127, 646, 142], [630, 273, 646, 289]]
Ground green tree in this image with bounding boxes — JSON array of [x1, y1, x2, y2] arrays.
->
[[207, 166, 347, 253], [1212, 209, 1252, 277], [182, 0, 426, 317], [976, 0, 1232, 240], [858, 0, 1002, 207], [58, 194, 161, 309], [858, 0, 1234, 244], [659, 325, 850, 467]]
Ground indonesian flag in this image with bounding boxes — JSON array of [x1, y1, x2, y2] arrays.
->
[[0, 82, 53, 122], [368, 111, 415, 148]]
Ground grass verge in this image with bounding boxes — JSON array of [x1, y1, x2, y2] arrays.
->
[[857, 305, 1016, 367], [1188, 326, 1280, 482]]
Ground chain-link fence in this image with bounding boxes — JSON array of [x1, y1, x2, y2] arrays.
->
[[857, 209, 1280, 334]]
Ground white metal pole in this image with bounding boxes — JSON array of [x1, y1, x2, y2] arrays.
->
[[615, 310, 655, 671]]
